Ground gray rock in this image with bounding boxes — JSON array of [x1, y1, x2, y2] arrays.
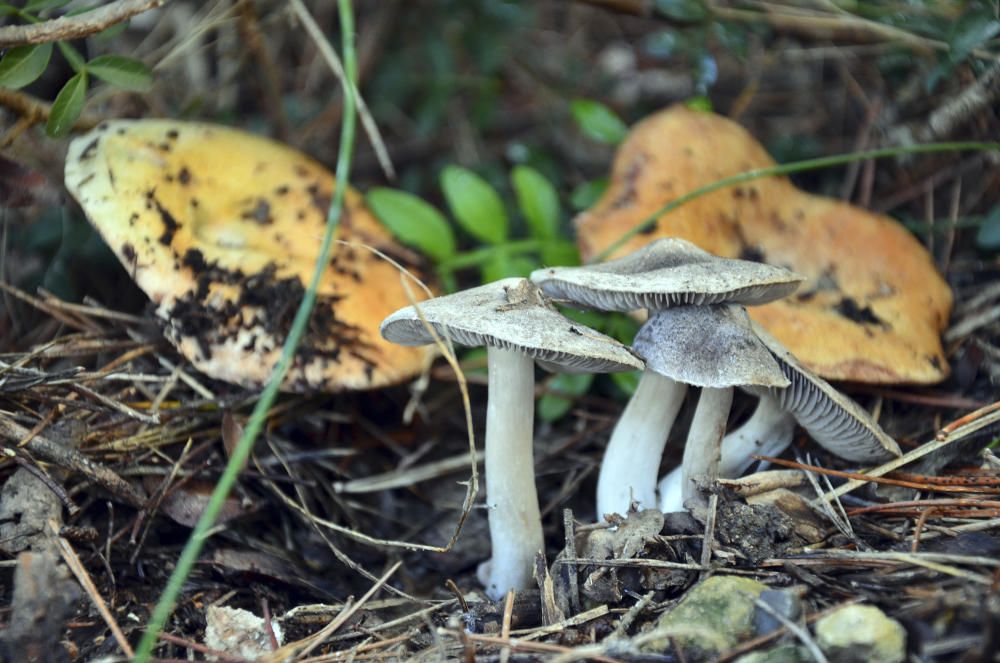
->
[[815, 604, 905, 663], [644, 575, 768, 658], [735, 644, 811, 663], [754, 588, 802, 635]]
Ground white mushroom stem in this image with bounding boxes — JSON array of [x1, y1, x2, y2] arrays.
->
[[657, 394, 794, 512], [480, 346, 544, 600], [719, 395, 795, 476], [596, 370, 687, 519], [680, 387, 734, 508]]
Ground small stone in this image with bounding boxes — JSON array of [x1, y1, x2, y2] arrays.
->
[[754, 588, 802, 635], [644, 575, 768, 658], [734, 644, 811, 663], [204, 605, 283, 661], [815, 604, 905, 663]]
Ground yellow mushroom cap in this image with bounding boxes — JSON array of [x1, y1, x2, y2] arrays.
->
[[65, 119, 430, 392], [575, 106, 953, 384]]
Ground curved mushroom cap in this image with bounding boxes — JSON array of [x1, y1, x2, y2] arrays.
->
[[531, 238, 803, 312], [574, 105, 952, 384], [633, 305, 789, 389], [64, 120, 430, 392], [380, 278, 643, 374], [749, 323, 902, 462]]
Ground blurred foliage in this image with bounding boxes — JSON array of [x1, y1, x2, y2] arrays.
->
[[0, 0, 152, 135], [3, 0, 999, 415]]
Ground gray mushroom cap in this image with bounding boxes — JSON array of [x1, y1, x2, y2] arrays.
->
[[633, 305, 790, 389], [530, 238, 803, 312], [380, 278, 644, 374], [748, 323, 902, 462]]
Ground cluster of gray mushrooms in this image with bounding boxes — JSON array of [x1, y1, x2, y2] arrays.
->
[[379, 238, 901, 601]]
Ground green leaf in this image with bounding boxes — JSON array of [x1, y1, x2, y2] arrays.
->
[[480, 251, 511, 283], [95, 21, 130, 41], [570, 99, 628, 144], [0, 3, 20, 16], [440, 165, 508, 244], [976, 205, 1000, 251], [540, 240, 580, 267], [86, 54, 153, 92], [558, 306, 606, 331], [948, 9, 1000, 63], [570, 177, 609, 211], [46, 71, 87, 137], [0, 43, 52, 89], [538, 373, 594, 422], [511, 165, 560, 240], [366, 187, 456, 262], [56, 40, 85, 72], [604, 313, 640, 344], [684, 95, 713, 112], [24, 0, 73, 11], [653, 0, 709, 23], [611, 370, 641, 397]]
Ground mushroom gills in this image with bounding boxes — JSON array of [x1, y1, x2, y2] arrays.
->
[[749, 322, 901, 462]]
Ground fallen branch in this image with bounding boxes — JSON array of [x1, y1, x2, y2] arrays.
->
[[0, 415, 146, 507], [0, 0, 169, 48]]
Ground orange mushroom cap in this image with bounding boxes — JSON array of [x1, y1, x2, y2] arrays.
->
[[575, 106, 952, 384], [65, 120, 431, 392]]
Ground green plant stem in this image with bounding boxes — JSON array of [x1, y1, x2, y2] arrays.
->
[[590, 141, 1000, 263], [438, 238, 547, 271], [131, 2, 358, 660]]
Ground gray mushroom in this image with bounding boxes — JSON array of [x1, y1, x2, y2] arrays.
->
[[630, 305, 788, 511], [531, 238, 802, 517], [380, 278, 642, 599], [657, 323, 902, 513]]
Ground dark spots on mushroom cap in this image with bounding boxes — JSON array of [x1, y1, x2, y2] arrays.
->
[[97, 122, 109, 131], [307, 183, 331, 215], [178, 167, 191, 185], [159, 143, 172, 152], [80, 137, 100, 161], [182, 248, 207, 273], [121, 242, 137, 264], [296, 210, 306, 221], [738, 245, 767, 263], [150, 194, 181, 246], [241, 198, 273, 225], [129, 212, 139, 226], [928, 354, 943, 371], [166, 129, 179, 140], [835, 297, 887, 328], [190, 197, 200, 208], [294, 165, 309, 178], [274, 185, 289, 196], [611, 154, 646, 210], [78, 173, 96, 188], [166, 254, 377, 391]]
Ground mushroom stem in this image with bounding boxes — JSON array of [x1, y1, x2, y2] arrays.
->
[[481, 346, 544, 600], [681, 387, 734, 508], [597, 370, 687, 518], [718, 394, 795, 477], [657, 393, 793, 512]]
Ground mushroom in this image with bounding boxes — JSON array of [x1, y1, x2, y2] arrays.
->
[[530, 238, 802, 516], [64, 120, 430, 391], [380, 278, 642, 599], [574, 104, 952, 385], [656, 322, 903, 513]]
